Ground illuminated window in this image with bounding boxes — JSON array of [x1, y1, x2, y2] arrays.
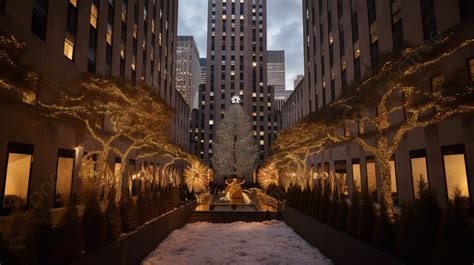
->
[[54, 149, 75, 207], [410, 149, 429, 199], [3, 143, 33, 208], [352, 160, 361, 192], [90, 3, 98, 28], [442, 145, 470, 200], [106, 23, 113, 45], [366, 157, 377, 200], [63, 37, 74, 60], [31, 0, 49, 40], [389, 159, 398, 204]]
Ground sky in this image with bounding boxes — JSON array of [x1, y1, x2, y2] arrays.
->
[[177, 0, 304, 91]]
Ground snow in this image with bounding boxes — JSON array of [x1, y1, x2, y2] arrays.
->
[[142, 220, 332, 265]]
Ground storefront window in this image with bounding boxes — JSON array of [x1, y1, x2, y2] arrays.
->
[[54, 149, 75, 207], [352, 159, 361, 192], [442, 145, 470, 200], [366, 157, 377, 200], [3, 143, 34, 208], [410, 149, 429, 199]]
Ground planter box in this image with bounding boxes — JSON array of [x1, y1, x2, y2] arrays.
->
[[280, 204, 402, 265], [71, 202, 196, 265]]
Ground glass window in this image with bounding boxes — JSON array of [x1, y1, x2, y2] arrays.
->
[[54, 149, 75, 207], [64, 37, 74, 60], [366, 158, 377, 200], [352, 162, 361, 192], [468, 58, 474, 81], [31, 0, 49, 40], [389, 160, 398, 204], [3, 143, 34, 208], [90, 3, 98, 28], [410, 150, 429, 199], [442, 145, 470, 200]]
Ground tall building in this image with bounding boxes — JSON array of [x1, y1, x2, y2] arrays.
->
[[200, 57, 207, 85], [291, 0, 474, 207], [0, 0, 187, 209], [176, 35, 200, 109], [281, 75, 305, 130], [293, 74, 303, 89], [198, 0, 276, 175], [267, 50, 286, 110]]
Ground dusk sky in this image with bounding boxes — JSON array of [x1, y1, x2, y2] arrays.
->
[[177, 0, 304, 91]]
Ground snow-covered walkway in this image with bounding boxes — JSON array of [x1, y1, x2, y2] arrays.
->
[[142, 220, 332, 265]]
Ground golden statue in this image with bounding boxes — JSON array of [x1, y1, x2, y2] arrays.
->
[[224, 178, 245, 199]]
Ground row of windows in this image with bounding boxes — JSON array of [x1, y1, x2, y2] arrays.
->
[[315, 144, 471, 205]]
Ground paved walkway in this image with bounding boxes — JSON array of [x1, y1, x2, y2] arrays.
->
[[143, 220, 332, 265]]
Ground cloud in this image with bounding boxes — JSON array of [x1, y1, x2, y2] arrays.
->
[[178, 0, 304, 91]]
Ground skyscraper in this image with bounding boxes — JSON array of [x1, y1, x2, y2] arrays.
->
[[293, 0, 474, 206], [200, 0, 276, 169], [0, 0, 187, 209], [176, 36, 201, 109], [267, 50, 286, 110], [200, 58, 207, 85]]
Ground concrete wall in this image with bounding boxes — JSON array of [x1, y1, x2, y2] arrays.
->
[[71, 202, 196, 265], [281, 204, 401, 265]]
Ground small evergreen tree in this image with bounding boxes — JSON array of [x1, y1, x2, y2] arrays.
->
[[82, 191, 107, 250], [345, 190, 361, 237], [105, 188, 122, 242], [311, 186, 323, 219], [327, 194, 339, 227], [358, 191, 376, 242], [119, 189, 140, 232], [395, 203, 418, 263], [305, 190, 316, 215], [413, 180, 441, 264], [335, 195, 349, 231], [433, 190, 474, 265], [319, 184, 331, 223], [372, 198, 395, 252], [50, 201, 83, 264], [136, 190, 148, 225], [267, 183, 284, 201]]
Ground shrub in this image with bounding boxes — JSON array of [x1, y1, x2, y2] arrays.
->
[[50, 201, 83, 264], [433, 191, 474, 265], [305, 190, 316, 216], [82, 191, 107, 250], [311, 186, 323, 219], [0, 232, 23, 265], [357, 191, 376, 242], [372, 198, 395, 252], [413, 180, 441, 264], [335, 196, 349, 231], [345, 190, 360, 237], [318, 184, 331, 223], [119, 190, 140, 232], [266, 183, 284, 201], [105, 188, 122, 242], [395, 203, 418, 263], [152, 187, 163, 217], [136, 191, 148, 225], [327, 194, 339, 227]]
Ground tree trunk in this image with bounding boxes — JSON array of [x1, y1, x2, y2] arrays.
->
[[376, 155, 395, 222]]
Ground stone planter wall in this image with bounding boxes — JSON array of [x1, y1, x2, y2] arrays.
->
[[71, 202, 196, 265], [280, 204, 402, 265]]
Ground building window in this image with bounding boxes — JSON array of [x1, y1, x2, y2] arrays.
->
[[389, 159, 398, 204], [64, 0, 78, 60], [468, 57, 474, 81], [420, 0, 437, 41], [390, 0, 403, 49], [442, 144, 470, 200], [2, 142, 34, 208], [31, 0, 49, 40], [366, 156, 377, 201], [64, 37, 75, 60], [367, 0, 376, 25], [0, 0, 5, 13], [410, 149, 429, 199], [54, 149, 75, 208], [352, 159, 361, 192]]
